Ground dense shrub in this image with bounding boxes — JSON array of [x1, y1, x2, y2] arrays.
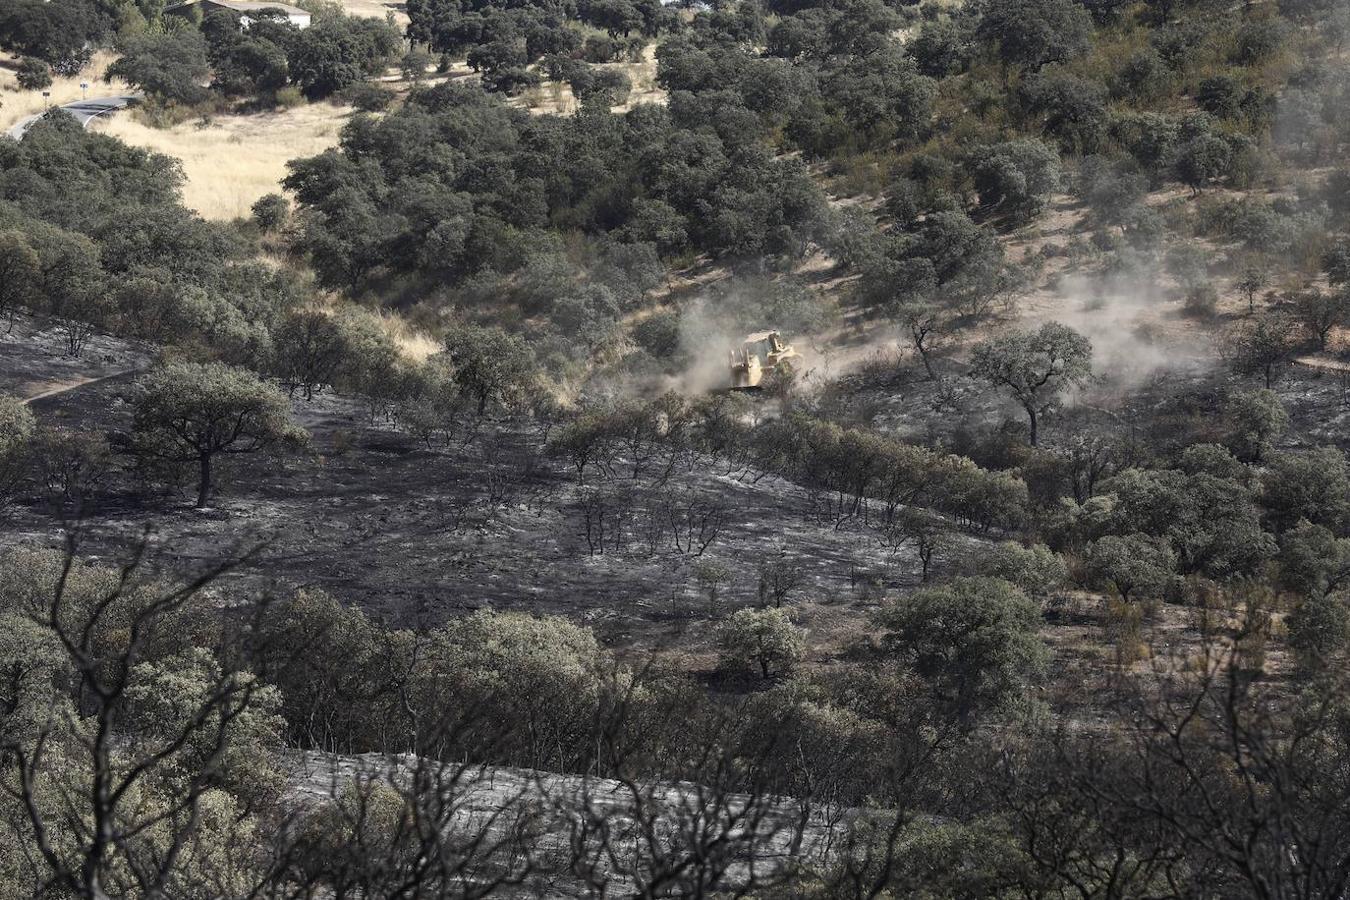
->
[[14, 56, 51, 90], [873, 577, 1048, 719], [971, 139, 1062, 223]]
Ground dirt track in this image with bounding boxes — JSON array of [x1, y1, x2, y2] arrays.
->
[[1, 317, 152, 409], [19, 370, 142, 405]]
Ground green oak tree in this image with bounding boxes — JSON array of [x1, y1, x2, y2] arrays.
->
[[873, 577, 1048, 720], [130, 362, 306, 508], [1086, 533, 1176, 602], [971, 322, 1093, 446], [716, 607, 805, 680], [442, 324, 537, 416]]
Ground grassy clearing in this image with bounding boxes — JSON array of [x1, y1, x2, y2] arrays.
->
[[0, 51, 129, 132], [2, 51, 350, 223], [517, 44, 665, 116], [336, 0, 409, 26], [379, 312, 441, 361], [90, 102, 353, 220]]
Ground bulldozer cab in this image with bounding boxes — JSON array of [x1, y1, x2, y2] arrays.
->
[[746, 332, 782, 354], [740, 331, 787, 359]]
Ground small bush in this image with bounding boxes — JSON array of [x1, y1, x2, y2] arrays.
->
[[400, 49, 434, 82], [1184, 283, 1219, 317], [1288, 593, 1349, 676], [1232, 20, 1285, 65], [16, 57, 52, 91], [1196, 75, 1246, 120], [0, 396, 37, 508], [587, 70, 632, 106], [1113, 49, 1166, 101], [251, 194, 290, 232], [344, 83, 392, 112], [631, 311, 682, 359], [1104, 598, 1145, 667], [980, 542, 1067, 598], [275, 85, 305, 108], [582, 36, 619, 63]]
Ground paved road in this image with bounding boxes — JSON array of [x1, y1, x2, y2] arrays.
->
[[6, 94, 139, 141]]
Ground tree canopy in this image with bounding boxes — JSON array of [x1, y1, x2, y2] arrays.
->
[[130, 362, 307, 507], [971, 323, 1093, 445]]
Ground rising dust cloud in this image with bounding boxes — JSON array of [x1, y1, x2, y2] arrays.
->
[[1027, 266, 1216, 396]]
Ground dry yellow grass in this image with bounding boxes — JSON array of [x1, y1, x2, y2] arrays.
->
[[336, 0, 408, 26], [89, 103, 354, 220], [377, 311, 441, 361], [516, 44, 665, 116], [0, 51, 129, 132], [310, 299, 441, 362]]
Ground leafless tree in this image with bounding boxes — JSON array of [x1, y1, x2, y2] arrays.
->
[[875, 509, 945, 582], [0, 534, 274, 899], [664, 493, 727, 556], [993, 637, 1350, 898], [577, 486, 636, 556], [272, 754, 551, 899], [758, 554, 804, 608]]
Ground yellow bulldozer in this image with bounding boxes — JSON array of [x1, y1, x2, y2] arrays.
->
[[728, 331, 799, 390]]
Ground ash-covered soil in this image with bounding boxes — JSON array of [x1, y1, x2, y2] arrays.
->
[[0, 317, 153, 401], [1, 331, 953, 664], [286, 748, 844, 898], [825, 341, 1350, 459], [4, 319, 1337, 682]]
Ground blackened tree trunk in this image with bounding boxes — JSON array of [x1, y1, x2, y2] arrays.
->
[[196, 454, 212, 508]]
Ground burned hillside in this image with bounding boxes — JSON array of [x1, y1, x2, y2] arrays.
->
[[4, 0, 1350, 894]]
